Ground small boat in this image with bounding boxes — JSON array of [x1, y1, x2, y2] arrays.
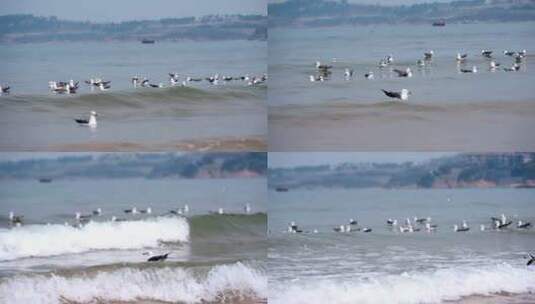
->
[[38, 178, 52, 183], [141, 39, 155, 44], [275, 187, 289, 192], [432, 20, 446, 27]]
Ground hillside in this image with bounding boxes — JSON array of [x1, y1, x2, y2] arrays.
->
[[269, 153, 535, 189], [0, 14, 267, 43], [0, 153, 267, 180], [269, 0, 535, 27]]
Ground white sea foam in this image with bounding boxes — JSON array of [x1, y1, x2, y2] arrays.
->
[[0, 217, 189, 261], [0, 262, 266, 304], [270, 263, 535, 304]]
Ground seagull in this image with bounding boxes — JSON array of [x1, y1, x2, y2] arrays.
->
[[387, 218, 397, 225], [417, 59, 425, 67], [139, 207, 152, 214], [288, 221, 302, 233], [517, 220, 531, 229], [8, 211, 23, 226], [393, 68, 412, 78], [527, 253, 535, 266], [504, 50, 516, 56], [92, 208, 102, 216], [364, 72, 374, 79], [454, 223, 470, 232], [424, 50, 434, 60], [124, 207, 138, 214], [147, 253, 169, 262], [316, 61, 333, 70], [381, 89, 410, 101], [460, 66, 478, 73], [74, 111, 98, 127], [481, 50, 493, 58], [244, 203, 251, 214], [349, 218, 357, 225], [503, 64, 520, 72], [456, 53, 468, 62], [0, 85, 10, 94], [344, 68, 354, 78], [489, 61, 501, 69], [186, 77, 202, 82], [309, 75, 324, 82]]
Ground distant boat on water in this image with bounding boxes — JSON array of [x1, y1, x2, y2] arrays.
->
[[38, 178, 52, 183], [432, 20, 446, 27], [141, 39, 156, 44], [275, 187, 289, 192]]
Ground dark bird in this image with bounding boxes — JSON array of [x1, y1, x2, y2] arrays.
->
[[381, 89, 410, 101], [315, 61, 333, 70], [460, 66, 478, 73], [147, 253, 169, 262], [517, 221, 531, 229], [503, 64, 520, 72], [481, 50, 493, 58], [527, 253, 534, 266], [1, 85, 10, 94], [393, 68, 412, 78]]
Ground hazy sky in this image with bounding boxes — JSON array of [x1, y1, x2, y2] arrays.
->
[[0, 0, 267, 22], [269, 152, 456, 168]]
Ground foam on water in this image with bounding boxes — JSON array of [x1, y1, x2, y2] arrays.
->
[[0, 262, 266, 304], [0, 217, 189, 261], [270, 263, 535, 304]]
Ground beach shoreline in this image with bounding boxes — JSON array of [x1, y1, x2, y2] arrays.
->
[[269, 100, 535, 151]]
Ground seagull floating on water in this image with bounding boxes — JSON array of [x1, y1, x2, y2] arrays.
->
[[381, 89, 410, 101], [393, 68, 412, 78], [503, 64, 520, 72], [75, 111, 98, 128], [460, 66, 478, 73], [147, 253, 169, 262], [0, 85, 10, 94], [481, 50, 493, 58], [456, 53, 468, 62]]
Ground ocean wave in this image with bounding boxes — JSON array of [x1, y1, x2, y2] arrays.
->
[[0, 85, 264, 110], [0, 217, 189, 261], [190, 212, 267, 241], [270, 263, 535, 304], [0, 262, 266, 304]]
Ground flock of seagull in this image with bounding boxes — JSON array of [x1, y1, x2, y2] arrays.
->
[[309, 48, 528, 101], [0, 72, 267, 97], [6, 203, 253, 263], [6, 203, 253, 228], [285, 213, 532, 234]]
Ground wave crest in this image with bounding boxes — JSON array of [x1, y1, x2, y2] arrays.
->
[[0, 262, 266, 304], [0, 217, 189, 261], [270, 263, 535, 304]]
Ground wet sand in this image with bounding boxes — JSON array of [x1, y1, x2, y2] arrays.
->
[[269, 100, 535, 151], [446, 292, 535, 304], [49, 136, 266, 152]]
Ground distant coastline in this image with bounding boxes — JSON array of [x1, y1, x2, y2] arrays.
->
[[269, 153, 535, 190], [0, 153, 267, 180], [0, 14, 267, 43], [268, 0, 535, 27]]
